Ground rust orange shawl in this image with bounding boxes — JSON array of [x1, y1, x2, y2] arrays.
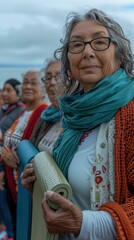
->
[[100, 99, 134, 240]]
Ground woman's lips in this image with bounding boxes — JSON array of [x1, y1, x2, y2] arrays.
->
[[81, 65, 100, 72]]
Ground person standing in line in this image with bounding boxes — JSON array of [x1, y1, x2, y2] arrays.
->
[[0, 78, 25, 240], [20, 58, 81, 240], [39, 8, 133, 240], [0, 72, 48, 240], [17, 59, 63, 240], [0, 89, 4, 108]]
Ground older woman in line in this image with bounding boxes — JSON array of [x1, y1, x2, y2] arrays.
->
[[1, 70, 49, 199], [39, 8, 133, 240], [18, 59, 65, 240], [1, 70, 49, 238], [21, 58, 80, 191], [20, 59, 63, 197], [21, 59, 68, 191]]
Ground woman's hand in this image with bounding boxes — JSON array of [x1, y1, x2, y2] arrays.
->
[[1, 146, 19, 168], [0, 171, 5, 190], [20, 163, 36, 193], [42, 190, 82, 235]]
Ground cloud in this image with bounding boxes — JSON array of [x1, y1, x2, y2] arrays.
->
[[0, 11, 66, 64], [0, 0, 134, 86]]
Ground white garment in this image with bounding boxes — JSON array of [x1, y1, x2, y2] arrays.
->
[[4, 110, 32, 149], [60, 119, 116, 240]]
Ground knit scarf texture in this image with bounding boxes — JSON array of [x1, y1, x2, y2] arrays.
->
[[41, 105, 62, 123], [53, 68, 134, 178]]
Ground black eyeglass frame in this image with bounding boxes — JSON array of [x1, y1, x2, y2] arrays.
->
[[67, 36, 113, 54], [41, 73, 61, 84]]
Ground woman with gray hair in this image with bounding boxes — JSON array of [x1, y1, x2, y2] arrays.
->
[[40, 8, 134, 240], [0, 70, 49, 239], [1, 70, 49, 197]]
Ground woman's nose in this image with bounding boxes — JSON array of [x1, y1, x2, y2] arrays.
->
[[50, 77, 57, 85], [25, 82, 32, 88], [82, 43, 95, 57]]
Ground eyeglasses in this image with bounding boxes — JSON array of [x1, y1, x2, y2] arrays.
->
[[68, 37, 113, 54], [23, 80, 40, 87], [41, 73, 61, 84]]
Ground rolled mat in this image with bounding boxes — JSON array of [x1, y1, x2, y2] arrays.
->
[[16, 140, 39, 240], [31, 151, 72, 240]]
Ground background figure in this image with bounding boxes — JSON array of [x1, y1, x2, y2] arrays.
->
[[20, 58, 80, 240], [21, 57, 81, 192], [20, 58, 64, 196], [40, 8, 133, 240], [17, 59, 62, 240], [0, 79, 24, 143], [0, 89, 4, 108], [18, 59, 63, 240], [0, 78, 25, 240], [1, 71, 49, 240], [0, 88, 5, 239]]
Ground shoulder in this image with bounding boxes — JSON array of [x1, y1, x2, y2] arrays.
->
[[115, 99, 134, 140], [34, 102, 49, 112], [122, 98, 134, 111], [115, 99, 134, 124], [32, 102, 49, 116]]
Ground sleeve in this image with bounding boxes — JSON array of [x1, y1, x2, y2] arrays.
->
[[0, 105, 24, 135], [72, 210, 116, 240], [99, 200, 134, 240]]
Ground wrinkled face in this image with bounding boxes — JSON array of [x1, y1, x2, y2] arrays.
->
[[22, 72, 43, 104], [2, 83, 18, 104], [44, 61, 61, 107], [68, 20, 120, 91]]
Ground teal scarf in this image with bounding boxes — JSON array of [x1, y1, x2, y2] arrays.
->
[[41, 105, 62, 123], [53, 68, 134, 178]]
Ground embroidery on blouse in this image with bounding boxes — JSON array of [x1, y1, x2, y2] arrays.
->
[[107, 118, 115, 201], [89, 120, 115, 210]]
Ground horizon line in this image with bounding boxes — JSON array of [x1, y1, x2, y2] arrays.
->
[[0, 63, 43, 68]]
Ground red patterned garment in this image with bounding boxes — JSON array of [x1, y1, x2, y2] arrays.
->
[[5, 102, 49, 202]]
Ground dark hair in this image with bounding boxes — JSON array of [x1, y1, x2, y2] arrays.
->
[[55, 8, 134, 91], [4, 78, 21, 96]]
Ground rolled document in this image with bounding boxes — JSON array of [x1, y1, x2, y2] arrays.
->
[[31, 151, 72, 240]]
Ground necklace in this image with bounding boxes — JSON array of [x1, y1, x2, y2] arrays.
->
[[80, 129, 92, 143]]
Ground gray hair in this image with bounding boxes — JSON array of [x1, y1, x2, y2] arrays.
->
[[22, 70, 46, 97], [55, 8, 134, 90], [44, 58, 61, 75], [39, 58, 61, 81], [40, 57, 81, 94]]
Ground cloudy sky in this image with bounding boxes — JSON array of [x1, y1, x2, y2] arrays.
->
[[0, 0, 134, 87]]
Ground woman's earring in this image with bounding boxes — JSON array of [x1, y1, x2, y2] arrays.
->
[[118, 61, 121, 68], [67, 70, 74, 81]]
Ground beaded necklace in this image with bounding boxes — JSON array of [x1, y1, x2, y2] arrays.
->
[[80, 129, 92, 144]]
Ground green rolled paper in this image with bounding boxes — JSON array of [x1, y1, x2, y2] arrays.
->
[[31, 151, 72, 240]]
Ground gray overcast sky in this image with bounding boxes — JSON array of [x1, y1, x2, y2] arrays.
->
[[0, 0, 134, 86]]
